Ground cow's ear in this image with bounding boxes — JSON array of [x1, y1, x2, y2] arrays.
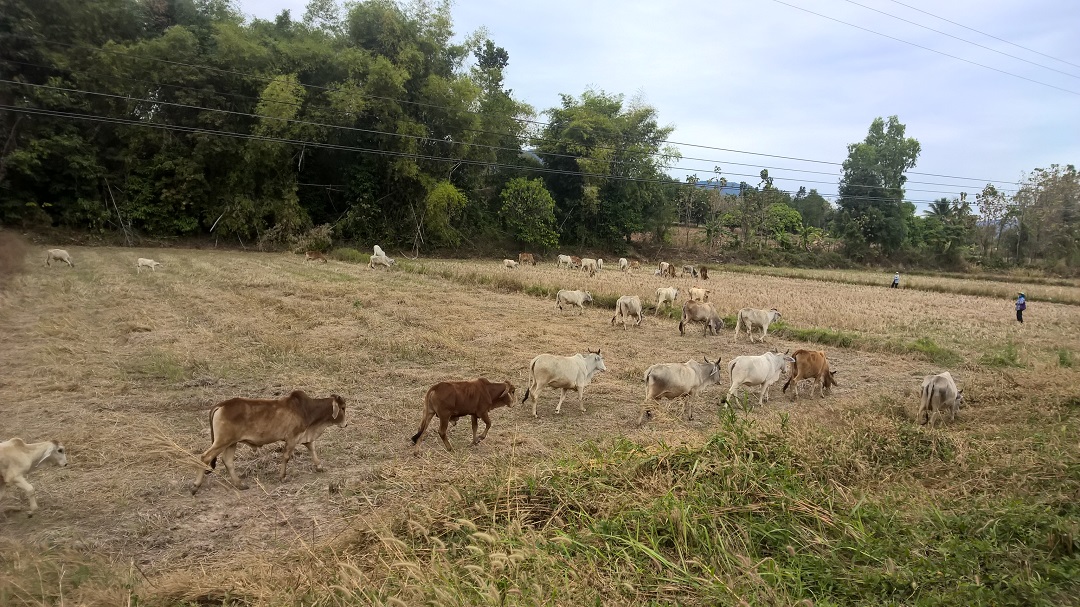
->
[[332, 401, 341, 419], [957, 389, 963, 394]]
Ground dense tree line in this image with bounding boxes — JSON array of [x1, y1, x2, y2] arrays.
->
[[1, 0, 1076, 270]]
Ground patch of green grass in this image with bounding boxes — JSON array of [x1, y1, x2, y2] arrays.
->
[[348, 415, 1080, 606], [980, 341, 1023, 368], [1058, 348, 1074, 368], [125, 349, 187, 382], [774, 322, 857, 348], [905, 337, 963, 366], [331, 247, 368, 264]]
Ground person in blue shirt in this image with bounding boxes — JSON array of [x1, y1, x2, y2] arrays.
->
[[1016, 292, 1026, 324], [891, 272, 900, 289]]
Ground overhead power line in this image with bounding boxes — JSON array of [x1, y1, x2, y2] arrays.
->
[[840, 0, 1080, 80], [1, 103, 959, 205], [769, 0, 1080, 96], [9, 35, 1023, 187], [883, 0, 1080, 71], [2, 78, 1002, 198]]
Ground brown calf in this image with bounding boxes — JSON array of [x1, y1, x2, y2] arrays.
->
[[191, 390, 347, 494], [782, 350, 837, 400], [699, 267, 709, 280], [412, 378, 515, 452], [518, 252, 536, 266], [305, 251, 328, 263], [570, 256, 582, 269]]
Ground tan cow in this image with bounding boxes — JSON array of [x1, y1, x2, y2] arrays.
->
[[0, 438, 68, 516], [611, 295, 643, 329], [45, 249, 74, 268], [518, 252, 536, 266], [688, 287, 711, 302], [782, 349, 837, 400], [678, 300, 725, 336], [411, 378, 516, 452], [191, 390, 347, 494]]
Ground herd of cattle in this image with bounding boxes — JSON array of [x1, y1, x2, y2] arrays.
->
[[0, 246, 966, 514]]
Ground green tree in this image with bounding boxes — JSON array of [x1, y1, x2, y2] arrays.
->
[[836, 116, 921, 258], [499, 177, 558, 249]]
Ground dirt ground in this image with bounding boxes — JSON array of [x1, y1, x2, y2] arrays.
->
[[1, 247, 1077, 579]]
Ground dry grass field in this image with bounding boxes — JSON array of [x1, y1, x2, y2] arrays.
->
[[1, 246, 1078, 605]]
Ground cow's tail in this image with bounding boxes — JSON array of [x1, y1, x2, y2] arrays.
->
[[207, 406, 220, 470], [522, 358, 537, 403], [782, 352, 800, 393]]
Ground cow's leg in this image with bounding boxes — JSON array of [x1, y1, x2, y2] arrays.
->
[[278, 439, 298, 481], [221, 444, 248, 489], [635, 313, 642, 326], [529, 383, 542, 418], [578, 386, 587, 413], [554, 389, 568, 414], [437, 417, 454, 452], [685, 396, 694, 421], [475, 412, 492, 445], [12, 476, 37, 516], [470, 415, 479, 445], [304, 442, 323, 471]]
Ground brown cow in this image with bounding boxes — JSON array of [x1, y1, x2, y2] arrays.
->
[[518, 252, 536, 266], [305, 251, 328, 263], [190, 390, 347, 494], [570, 256, 582, 269], [665, 264, 677, 278], [699, 267, 709, 280], [629, 260, 641, 271], [678, 300, 725, 336], [782, 350, 837, 400], [411, 378, 516, 452]]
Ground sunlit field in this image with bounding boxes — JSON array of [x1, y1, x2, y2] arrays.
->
[[1, 247, 1078, 605]]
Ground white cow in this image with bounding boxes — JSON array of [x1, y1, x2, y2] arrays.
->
[[644, 357, 724, 420], [611, 295, 643, 329], [503, 259, 519, 269], [596, 258, 604, 271], [688, 287, 711, 302], [45, 249, 73, 268], [557, 254, 573, 269], [0, 438, 68, 516], [556, 289, 593, 314], [654, 287, 679, 314], [373, 245, 387, 257], [918, 371, 964, 427], [524, 350, 607, 417], [136, 258, 162, 272], [734, 308, 782, 343], [658, 261, 672, 276], [722, 351, 795, 409], [681, 265, 698, 278], [618, 258, 629, 271], [580, 258, 598, 276]]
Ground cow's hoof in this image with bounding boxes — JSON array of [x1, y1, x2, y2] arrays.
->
[[314, 466, 325, 473], [238, 483, 251, 490]]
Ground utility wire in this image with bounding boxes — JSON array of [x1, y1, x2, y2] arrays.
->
[[9, 35, 1023, 186], [769, 0, 1080, 96], [884, 0, 1080, 71], [1, 103, 957, 204], [840, 0, 1080, 80], [1, 78, 992, 198]]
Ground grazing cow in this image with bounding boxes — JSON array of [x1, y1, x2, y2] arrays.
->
[[304, 251, 327, 263], [523, 349, 607, 417], [557, 254, 573, 269], [681, 265, 698, 278], [369, 254, 395, 269], [782, 350, 838, 400], [596, 258, 604, 271], [658, 262, 671, 276], [918, 372, 964, 427], [734, 308, 782, 343], [411, 378, 516, 452], [190, 390, 347, 494], [569, 256, 582, 269], [699, 267, 709, 280], [556, 289, 593, 314], [518, 252, 536, 266], [722, 351, 795, 409], [137, 258, 164, 272], [580, 258, 598, 276], [643, 357, 723, 420], [373, 245, 387, 257], [0, 438, 68, 517], [611, 295, 643, 329], [45, 249, 73, 268], [618, 258, 629, 271], [629, 260, 641, 271], [504, 259, 520, 269], [678, 300, 725, 336], [688, 287, 711, 302], [654, 287, 679, 314]]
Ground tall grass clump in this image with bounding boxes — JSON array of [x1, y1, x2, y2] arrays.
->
[[774, 322, 857, 348], [331, 247, 368, 264], [332, 415, 1080, 606], [1058, 348, 1074, 368], [905, 337, 962, 366], [980, 341, 1023, 368]]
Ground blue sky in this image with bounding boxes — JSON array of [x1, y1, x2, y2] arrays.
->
[[239, 0, 1080, 211]]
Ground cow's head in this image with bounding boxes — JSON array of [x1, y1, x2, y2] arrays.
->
[[583, 291, 593, 303], [331, 394, 348, 427], [956, 389, 964, 408], [497, 382, 517, 408], [703, 356, 723, 382]]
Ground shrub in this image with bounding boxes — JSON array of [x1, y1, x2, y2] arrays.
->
[[331, 248, 368, 264]]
